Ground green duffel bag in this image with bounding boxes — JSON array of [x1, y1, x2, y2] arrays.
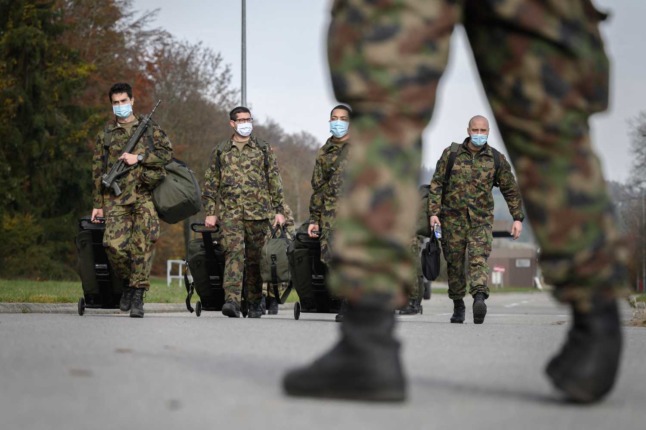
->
[[153, 159, 202, 224], [261, 225, 292, 286]]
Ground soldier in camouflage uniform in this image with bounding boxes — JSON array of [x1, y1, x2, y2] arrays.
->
[[91, 82, 173, 318], [284, 0, 628, 404], [202, 106, 286, 318], [429, 115, 524, 324], [308, 105, 352, 262], [308, 105, 352, 321]]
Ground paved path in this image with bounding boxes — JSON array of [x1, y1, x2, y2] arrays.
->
[[1, 289, 644, 430]]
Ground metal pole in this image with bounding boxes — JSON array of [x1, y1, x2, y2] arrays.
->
[[241, 0, 247, 107], [642, 187, 645, 292]]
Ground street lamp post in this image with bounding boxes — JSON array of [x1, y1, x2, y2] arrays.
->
[[241, 0, 247, 107]]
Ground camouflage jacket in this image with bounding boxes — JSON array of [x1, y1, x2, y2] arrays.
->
[[92, 116, 173, 210], [309, 138, 349, 227], [202, 135, 285, 220], [428, 141, 524, 226]]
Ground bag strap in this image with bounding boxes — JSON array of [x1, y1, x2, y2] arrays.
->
[[184, 265, 194, 313]]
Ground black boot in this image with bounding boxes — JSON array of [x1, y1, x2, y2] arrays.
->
[[248, 302, 263, 318], [283, 297, 406, 401], [267, 296, 279, 315], [222, 299, 241, 318], [546, 295, 622, 403], [129, 288, 145, 318], [450, 299, 465, 323], [473, 292, 487, 324], [335, 299, 348, 322], [399, 299, 421, 315], [119, 287, 135, 312]]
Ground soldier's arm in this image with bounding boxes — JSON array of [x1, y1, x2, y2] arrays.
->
[[91, 132, 105, 210], [498, 155, 525, 222], [308, 152, 325, 224], [142, 125, 173, 167], [266, 146, 286, 215], [428, 147, 450, 216], [202, 147, 221, 216]]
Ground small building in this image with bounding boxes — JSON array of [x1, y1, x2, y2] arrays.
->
[[490, 220, 538, 288]]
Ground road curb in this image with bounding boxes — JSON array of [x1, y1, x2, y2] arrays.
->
[[0, 302, 187, 314]]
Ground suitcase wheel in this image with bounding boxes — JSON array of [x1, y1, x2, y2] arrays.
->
[[195, 301, 202, 317], [294, 301, 301, 320], [77, 297, 85, 316]]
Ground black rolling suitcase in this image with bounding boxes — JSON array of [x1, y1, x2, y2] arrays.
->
[[184, 223, 230, 317], [75, 217, 127, 315], [288, 225, 341, 320]]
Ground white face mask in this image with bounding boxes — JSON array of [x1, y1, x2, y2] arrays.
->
[[236, 123, 253, 137]]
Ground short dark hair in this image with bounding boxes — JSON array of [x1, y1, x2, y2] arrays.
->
[[330, 104, 352, 118], [108, 83, 132, 101], [229, 106, 251, 121]]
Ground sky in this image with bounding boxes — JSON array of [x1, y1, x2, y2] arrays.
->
[[133, 0, 645, 184]]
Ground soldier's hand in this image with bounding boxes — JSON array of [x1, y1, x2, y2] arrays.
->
[[119, 152, 139, 166], [274, 213, 286, 227], [430, 216, 440, 228], [511, 220, 523, 240], [91, 208, 104, 223], [205, 215, 218, 228], [308, 223, 320, 238]]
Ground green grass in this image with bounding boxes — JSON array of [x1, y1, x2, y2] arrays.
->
[[0, 278, 187, 303]]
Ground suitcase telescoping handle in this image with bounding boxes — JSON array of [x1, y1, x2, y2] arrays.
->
[[190, 222, 220, 233]]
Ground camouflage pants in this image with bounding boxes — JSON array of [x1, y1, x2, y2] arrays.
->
[[442, 220, 492, 300], [319, 225, 333, 265], [405, 236, 424, 302], [221, 218, 270, 304], [327, 0, 629, 309], [104, 199, 160, 290]]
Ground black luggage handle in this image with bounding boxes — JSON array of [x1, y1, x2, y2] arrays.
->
[[191, 222, 220, 233]]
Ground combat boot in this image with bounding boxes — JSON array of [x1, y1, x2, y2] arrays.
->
[[546, 294, 622, 403], [129, 288, 145, 318], [473, 292, 487, 324], [222, 299, 241, 318], [399, 299, 421, 315], [450, 299, 465, 323], [267, 296, 279, 315], [283, 296, 406, 402], [248, 302, 263, 318], [119, 287, 135, 312], [335, 299, 348, 322]]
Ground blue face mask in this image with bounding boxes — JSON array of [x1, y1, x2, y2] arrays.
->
[[113, 104, 133, 119], [329, 120, 349, 138], [470, 134, 488, 147]]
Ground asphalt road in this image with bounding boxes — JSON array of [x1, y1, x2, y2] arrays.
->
[[1, 289, 644, 430]]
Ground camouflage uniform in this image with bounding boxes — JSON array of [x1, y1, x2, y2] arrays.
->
[[202, 136, 285, 305], [428, 141, 524, 300], [92, 118, 173, 290], [326, 0, 629, 309], [309, 138, 349, 264]]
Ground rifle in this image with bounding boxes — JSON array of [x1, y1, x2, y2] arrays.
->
[[101, 100, 162, 196]]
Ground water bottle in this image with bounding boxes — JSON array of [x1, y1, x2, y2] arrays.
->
[[433, 223, 442, 240]]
